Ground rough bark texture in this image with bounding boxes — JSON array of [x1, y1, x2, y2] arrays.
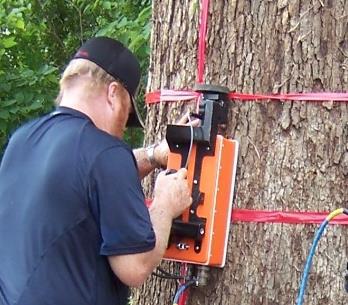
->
[[133, 0, 348, 304]]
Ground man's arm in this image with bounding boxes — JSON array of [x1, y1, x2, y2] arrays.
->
[[107, 200, 173, 287], [107, 169, 192, 287], [133, 141, 168, 179], [133, 112, 200, 179]]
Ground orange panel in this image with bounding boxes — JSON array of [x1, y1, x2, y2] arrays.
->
[[164, 136, 239, 267], [209, 139, 238, 267]]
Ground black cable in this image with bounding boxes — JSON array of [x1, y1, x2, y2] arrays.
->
[[151, 266, 186, 280], [151, 271, 186, 280], [345, 262, 348, 293], [156, 266, 179, 276]]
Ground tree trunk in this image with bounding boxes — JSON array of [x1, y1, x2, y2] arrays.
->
[[133, 1, 348, 304]]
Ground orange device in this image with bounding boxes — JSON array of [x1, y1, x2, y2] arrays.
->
[[163, 84, 239, 267]]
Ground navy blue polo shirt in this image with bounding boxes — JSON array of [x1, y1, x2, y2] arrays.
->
[[0, 107, 156, 305]]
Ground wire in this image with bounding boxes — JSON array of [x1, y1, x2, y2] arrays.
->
[[151, 272, 186, 280], [172, 279, 196, 305], [296, 208, 348, 305], [151, 266, 186, 280], [156, 266, 178, 276], [184, 114, 194, 169]]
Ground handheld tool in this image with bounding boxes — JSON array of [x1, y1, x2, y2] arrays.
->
[[164, 84, 239, 267]]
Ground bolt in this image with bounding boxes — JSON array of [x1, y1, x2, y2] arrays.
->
[[190, 209, 195, 214], [193, 179, 198, 184], [176, 243, 189, 250], [206, 147, 210, 151], [199, 228, 205, 235]]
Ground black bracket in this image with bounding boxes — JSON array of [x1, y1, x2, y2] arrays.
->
[[166, 84, 230, 253], [345, 262, 348, 293]]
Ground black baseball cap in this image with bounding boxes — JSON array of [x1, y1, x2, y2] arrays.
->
[[73, 36, 144, 128]]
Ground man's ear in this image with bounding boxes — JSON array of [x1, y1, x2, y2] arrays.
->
[[107, 81, 120, 110]]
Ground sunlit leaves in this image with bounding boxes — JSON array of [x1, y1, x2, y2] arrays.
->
[[1, 36, 16, 48], [0, 0, 151, 150]]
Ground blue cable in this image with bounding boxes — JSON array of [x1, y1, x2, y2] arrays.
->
[[296, 219, 329, 305], [173, 280, 196, 305], [296, 208, 348, 304]]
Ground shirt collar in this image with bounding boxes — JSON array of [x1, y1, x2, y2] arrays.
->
[[52, 106, 94, 123]]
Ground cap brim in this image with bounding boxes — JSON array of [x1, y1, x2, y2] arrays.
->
[[126, 96, 145, 128]]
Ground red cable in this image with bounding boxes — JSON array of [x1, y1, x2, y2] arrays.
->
[[178, 263, 189, 305]]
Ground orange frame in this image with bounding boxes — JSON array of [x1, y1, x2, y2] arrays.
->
[[164, 135, 238, 267]]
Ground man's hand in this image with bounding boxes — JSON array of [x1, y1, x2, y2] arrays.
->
[[108, 168, 192, 287], [152, 168, 192, 218], [152, 112, 201, 168], [134, 112, 201, 178]]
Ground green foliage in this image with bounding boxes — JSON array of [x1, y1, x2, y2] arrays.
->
[[0, 0, 151, 150]]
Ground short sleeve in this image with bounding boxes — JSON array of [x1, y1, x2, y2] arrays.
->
[[88, 146, 156, 256]]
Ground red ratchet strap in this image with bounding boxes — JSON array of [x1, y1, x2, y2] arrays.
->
[[145, 200, 348, 225], [229, 92, 348, 101], [232, 208, 348, 225], [180, 2, 208, 299], [145, 89, 348, 104], [197, 0, 209, 83], [145, 90, 200, 104]]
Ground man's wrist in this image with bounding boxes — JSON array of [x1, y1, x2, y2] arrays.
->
[[145, 143, 160, 168]]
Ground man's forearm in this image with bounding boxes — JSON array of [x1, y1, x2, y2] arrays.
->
[[107, 169, 190, 288], [133, 147, 158, 179], [107, 198, 173, 287], [134, 141, 168, 179], [147, 198, 173, 260]]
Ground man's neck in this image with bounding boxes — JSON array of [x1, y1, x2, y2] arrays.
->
[[59, 86, 111, 135]]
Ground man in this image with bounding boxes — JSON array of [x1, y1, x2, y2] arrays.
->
[[0, 37, 192, 305]]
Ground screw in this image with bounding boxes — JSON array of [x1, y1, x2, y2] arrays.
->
[[199, 228, 205, 235], [176, 243, 189, 250], [190, 209, 195, 214], [193, 179, 198, 184]]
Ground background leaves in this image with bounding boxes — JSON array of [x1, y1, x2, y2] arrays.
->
[[0, 0, 151, 151]]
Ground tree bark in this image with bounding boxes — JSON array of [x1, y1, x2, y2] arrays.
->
[[134, 1, 348, 304]]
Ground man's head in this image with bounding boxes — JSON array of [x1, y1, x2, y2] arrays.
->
[[58, 37, 144, 133]]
